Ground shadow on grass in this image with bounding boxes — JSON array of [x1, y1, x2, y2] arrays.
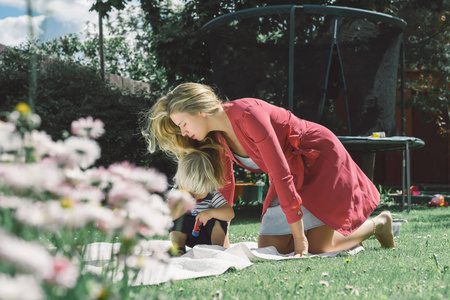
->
[[375, 202, 431, 214], [232, 204, 262, 225], [233, 202, 450, 229], [408, 209, 450, 231]]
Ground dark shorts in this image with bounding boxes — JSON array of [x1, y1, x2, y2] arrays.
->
[[170, 213, 228, 248]]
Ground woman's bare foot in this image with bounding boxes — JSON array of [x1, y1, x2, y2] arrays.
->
[[374, 211, 396, 248]]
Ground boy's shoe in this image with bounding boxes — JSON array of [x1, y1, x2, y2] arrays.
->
[[169, 245, 186, 257]]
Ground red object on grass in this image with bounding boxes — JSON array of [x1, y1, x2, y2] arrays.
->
[[408, 185, 421, 196], [427, 194, 449, 207]]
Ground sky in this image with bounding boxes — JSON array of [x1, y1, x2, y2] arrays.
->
[[0, 0, 140, 47]]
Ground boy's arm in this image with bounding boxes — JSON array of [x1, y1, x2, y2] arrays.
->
[[170, 201, 187, 220], [196, 203, 235, 225]]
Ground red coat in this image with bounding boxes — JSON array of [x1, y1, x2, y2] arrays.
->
[[218, 98, 379, 236]]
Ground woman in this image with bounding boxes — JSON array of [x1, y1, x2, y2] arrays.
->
[[142, 83, 395, 255]]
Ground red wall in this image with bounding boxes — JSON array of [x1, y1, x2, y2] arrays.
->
[[372, 107, 450, 186], [349, 69, 450, 187]]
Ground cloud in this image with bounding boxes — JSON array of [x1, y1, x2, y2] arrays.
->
[[0, 0, 97, 46], [36, 0, 97, 24], [0, 15, 45, 46], [0, 0, 24, 9], [0, 0, 96, 20], [0, 0, 144, 46]]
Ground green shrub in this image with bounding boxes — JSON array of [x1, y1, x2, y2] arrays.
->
[[0, 46, 172, 173]]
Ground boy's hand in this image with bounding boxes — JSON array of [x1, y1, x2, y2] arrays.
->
[[196, 210, 214, 225]]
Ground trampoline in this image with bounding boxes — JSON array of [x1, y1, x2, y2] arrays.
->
[[201, 5, 425, 212]]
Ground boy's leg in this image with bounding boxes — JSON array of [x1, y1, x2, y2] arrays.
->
[[170, 213, 197, 255], [223, 221, 230, 248], [170, 231, 187, 255], [210, 220, 227, 246], [170, 231, 187, 248]]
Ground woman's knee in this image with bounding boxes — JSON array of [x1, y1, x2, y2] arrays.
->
[[306, 225, 335, 254], [258, 234, 294, 254]]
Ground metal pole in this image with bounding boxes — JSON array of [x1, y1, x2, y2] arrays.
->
[[99, 11, 105, 80], [335, 34, 351, 135], [400, 38, 406, 136], [318, 16, 339, 125], [402, 149, 406, 210], [406, 141, 411, 213], [288, 6, 295, 112], [26, 0, 36, 110]]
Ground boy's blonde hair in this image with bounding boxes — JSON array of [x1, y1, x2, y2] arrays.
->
[[175, 149, 222, 196]]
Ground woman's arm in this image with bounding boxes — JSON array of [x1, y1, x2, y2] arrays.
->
[[240, 102, 309, 255], [196, 203, 235, 225], [241, 103, 303, 223], [289, 219, 309, 255]]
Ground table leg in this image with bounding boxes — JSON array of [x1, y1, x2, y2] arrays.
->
[[361, 153, 376, 181], [402, 150, 406, 210], [406, 142, 411, 213]]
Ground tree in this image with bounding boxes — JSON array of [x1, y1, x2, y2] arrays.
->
[[90, 0, 133, 16], [36, 5, 168, 95], [138, 0, 333, 85], [136, 0, 449, 131], [392, 0, 449, 135]]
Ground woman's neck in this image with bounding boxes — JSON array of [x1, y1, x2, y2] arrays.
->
[[210, 109, 248, 157], [208, 109, 233, 136]]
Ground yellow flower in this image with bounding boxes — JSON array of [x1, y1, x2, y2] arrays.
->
[[345, 259, 351, 263], [15, 102, 31, 114], [60, 197, 74, 208]]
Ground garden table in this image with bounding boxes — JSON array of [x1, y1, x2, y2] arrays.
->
[[338, 136, 425, 213]]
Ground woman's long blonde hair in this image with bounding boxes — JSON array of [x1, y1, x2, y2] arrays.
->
[[141, 83, 227, 185]]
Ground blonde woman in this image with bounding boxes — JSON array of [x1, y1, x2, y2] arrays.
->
[[170, 149, 234, 255], [143, 83, 395, 256]]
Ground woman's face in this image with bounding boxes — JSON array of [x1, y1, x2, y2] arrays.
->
[[170, 111, 208, 141]]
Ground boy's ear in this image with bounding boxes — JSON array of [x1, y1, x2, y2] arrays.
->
[[200, 111, 207, 118]]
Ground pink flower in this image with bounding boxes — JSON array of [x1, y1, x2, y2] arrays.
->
[[71, 116, 105, 139], [23, 130, 55, 160], [125, 196, 172, 237], [58, 183, 105, 205], [83, 166, 119, 190], [0, 160, 64, 193], [0, 121, 22, 154], [166, 188, 196, 212], [0, 229, 54, 279], [48, 256, 79, 288], [108, 161, 168, 193], [63, 136, 101, 169], [0, 274, 44, 300], [107, 181, 150, 208]]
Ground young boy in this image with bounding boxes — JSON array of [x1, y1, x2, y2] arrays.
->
[[169, 150, 235, 256]]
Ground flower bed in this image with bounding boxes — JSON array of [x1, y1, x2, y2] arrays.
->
[[0, 103, 194, 299]]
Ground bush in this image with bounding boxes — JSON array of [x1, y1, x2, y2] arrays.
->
[[0, 46, 173, 174]]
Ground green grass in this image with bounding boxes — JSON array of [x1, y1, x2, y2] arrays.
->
[[135, 205, 449, 300]]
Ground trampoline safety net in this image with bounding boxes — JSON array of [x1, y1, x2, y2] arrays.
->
[[201, 5, 406, 136]]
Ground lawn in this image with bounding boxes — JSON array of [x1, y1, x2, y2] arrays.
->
[[137, 205, 449, 300]]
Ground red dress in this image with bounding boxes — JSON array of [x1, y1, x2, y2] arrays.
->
[[218, 98, 379, 236]]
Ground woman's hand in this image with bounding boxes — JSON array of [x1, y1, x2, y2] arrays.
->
[[293, 234, 309, 257], [289, 219, 309, 257]]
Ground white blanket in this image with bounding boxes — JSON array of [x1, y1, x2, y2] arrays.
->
[[83, 241, 363, 286]]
